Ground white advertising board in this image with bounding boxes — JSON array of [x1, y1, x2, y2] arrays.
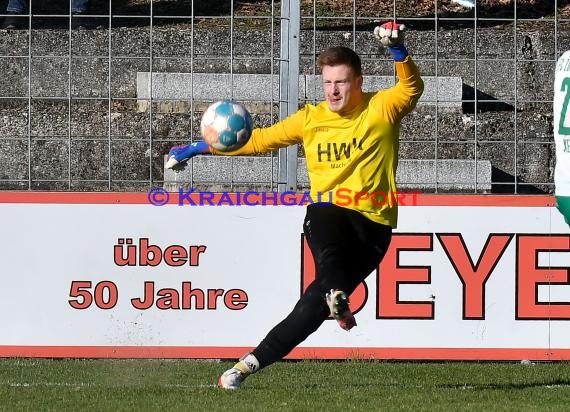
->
[[0, 192, 569, 360]]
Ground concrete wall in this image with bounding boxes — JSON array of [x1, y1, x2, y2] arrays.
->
[[0, 25, 564, 192]]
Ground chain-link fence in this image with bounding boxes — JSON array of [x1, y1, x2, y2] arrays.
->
[[0, 0, 567, 193]]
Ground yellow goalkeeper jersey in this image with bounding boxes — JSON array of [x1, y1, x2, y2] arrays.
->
[[215, 57, 423, 228]]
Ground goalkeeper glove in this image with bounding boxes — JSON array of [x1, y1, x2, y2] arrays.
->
[[165, 141, 211, 169], [374, 21, 409, 62]]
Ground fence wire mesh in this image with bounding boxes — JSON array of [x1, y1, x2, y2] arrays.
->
[[0, 0, 567, 193]]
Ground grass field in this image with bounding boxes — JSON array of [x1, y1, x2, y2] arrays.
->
[[1, 358, 570, 411]]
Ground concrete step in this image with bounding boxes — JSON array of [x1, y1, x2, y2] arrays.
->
[[163, 156, 492, 193], [138, 72, 462, 112]]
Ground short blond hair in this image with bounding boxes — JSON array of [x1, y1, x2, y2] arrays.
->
[[317, 46, 362, 76]]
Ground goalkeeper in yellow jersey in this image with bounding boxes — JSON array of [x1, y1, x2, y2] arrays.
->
[[166, 21, 424, 390]]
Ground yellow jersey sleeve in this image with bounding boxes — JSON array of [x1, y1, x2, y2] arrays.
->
[[212, 109, 305, 155]]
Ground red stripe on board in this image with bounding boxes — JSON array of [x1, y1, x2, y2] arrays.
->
[[0, 192, 150, 204], [412, 194, 555, 207], [0, 192, 557, 207], [287, 347, 570, 361], [0, 346, 568, 361]]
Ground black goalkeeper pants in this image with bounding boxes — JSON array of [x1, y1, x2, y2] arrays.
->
[[252, 203, 392, 369]]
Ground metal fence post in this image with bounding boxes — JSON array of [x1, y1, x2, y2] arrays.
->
[[278, 0, 300, 192]]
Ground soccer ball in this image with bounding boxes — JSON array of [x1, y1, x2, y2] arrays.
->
[[200, 100, 253, 152]]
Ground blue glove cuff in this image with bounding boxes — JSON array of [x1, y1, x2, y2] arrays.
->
[[192, 140, 211, 154], [388, 44, 409, 62]]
